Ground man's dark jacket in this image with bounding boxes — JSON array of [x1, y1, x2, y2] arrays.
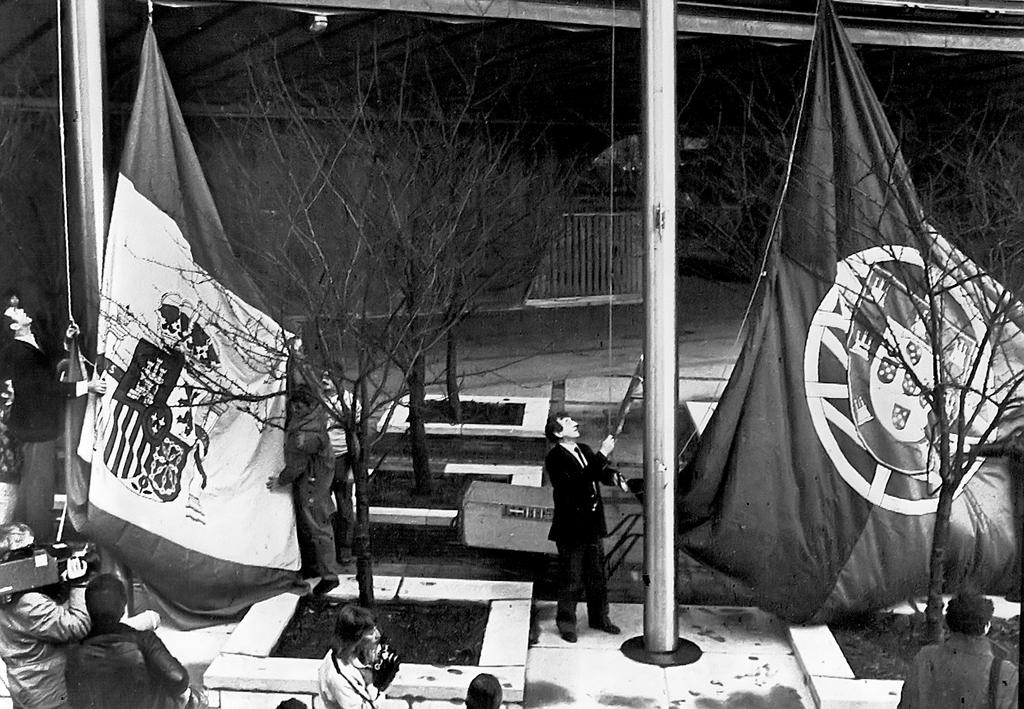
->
[[0, 341, 74, 442], [65, 621, 190, 709], [546, 443, 619, 544]]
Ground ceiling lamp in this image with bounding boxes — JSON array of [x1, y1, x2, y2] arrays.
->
[[307, 14, 328, 34]]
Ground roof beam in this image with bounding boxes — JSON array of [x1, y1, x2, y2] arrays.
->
[[195, 0, 1024, 52]]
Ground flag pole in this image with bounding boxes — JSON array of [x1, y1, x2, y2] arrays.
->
[[63, 0, 106, 352], [621, 0, 701, 666]]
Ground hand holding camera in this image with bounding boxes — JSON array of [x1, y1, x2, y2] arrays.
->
[[371, 638, 401, 691], [61, 556, 88, 583]]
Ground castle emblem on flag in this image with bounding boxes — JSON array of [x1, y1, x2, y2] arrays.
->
[[803, 245, 989, 515], [104, 339, 188, 500]]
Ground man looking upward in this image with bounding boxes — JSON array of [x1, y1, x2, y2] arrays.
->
[[544, 412, 628, 643], [0, 294, 105, 540]]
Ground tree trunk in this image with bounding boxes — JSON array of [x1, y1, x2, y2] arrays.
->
[[446, 328, 462, 424], [407, 353, 433, 495], [925, 483, 956, 642], [351, 377, 374, 607]]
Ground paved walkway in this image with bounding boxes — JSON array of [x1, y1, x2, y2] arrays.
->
[[527, 602, 815, 709]]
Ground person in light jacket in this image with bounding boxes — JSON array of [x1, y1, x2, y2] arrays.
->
[[318, 604, 398, 709], [0, 524, 90, 709], [899, 592, 1018, 709]]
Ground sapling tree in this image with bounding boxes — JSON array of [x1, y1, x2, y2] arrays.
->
[[823, 104, 1024, 641], [195, 64, 574, 604]]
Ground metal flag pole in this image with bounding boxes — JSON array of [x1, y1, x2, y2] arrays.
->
[[620, 0, 701, 666]]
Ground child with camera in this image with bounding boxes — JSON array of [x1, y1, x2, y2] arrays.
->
[[318, 604, 400, 709]]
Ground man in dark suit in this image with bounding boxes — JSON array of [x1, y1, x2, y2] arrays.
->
[[0, 295, 105, 540], [545, 411, 628, 643]]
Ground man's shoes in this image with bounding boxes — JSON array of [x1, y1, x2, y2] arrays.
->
[[590, 620, 621, 635], [312, 576, 340, 596], [560, 630, 578, 643]]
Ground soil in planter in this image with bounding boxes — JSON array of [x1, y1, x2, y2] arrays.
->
[[831, 611, 1020, 680], [420, 399, 525, 426], [272, 595, 489, 666], [369, 468, 502, 509]]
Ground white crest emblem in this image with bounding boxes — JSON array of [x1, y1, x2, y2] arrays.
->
[[803, 245, 991, 515]]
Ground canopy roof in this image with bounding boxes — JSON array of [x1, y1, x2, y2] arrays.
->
[[1, 0, 1023, 147]]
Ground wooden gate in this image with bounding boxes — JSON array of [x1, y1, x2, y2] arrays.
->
[[526, 212, 643, 303]]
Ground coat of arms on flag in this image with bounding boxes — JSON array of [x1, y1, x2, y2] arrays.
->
[[804, 243, 991, 515]]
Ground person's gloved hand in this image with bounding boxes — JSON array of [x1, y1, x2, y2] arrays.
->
[[372, 641, 401, 691], [62, 556, 88, 584], [599, 435, 616, 458]]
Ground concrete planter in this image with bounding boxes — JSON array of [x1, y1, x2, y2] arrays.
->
[[204, 576, 533, 709], [788, 625, 903, 709], [380, 394, 550, 439]]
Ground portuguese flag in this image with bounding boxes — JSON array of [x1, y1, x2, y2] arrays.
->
[[679, 0, 1022, 622]]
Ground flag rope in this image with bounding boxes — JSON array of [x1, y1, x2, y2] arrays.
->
[[605, 0, 617, 432], [54, 0, 74, 328], [734, 0, 824, 348], [679, 0, 826, 454]]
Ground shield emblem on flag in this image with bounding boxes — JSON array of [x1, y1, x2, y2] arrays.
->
[[804, 245, 989, 515], [103, 339, 189, 501]]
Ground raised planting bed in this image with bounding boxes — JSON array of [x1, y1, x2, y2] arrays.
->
[[369, 467, 497, 510], [421, 398, 526, 426], [381, 394, 549, 438], [831, 611, 1019, 680], [788, 606, 1020, 709], [365, 463, 543, 527], [203, 576, 533, 709], [377, 393, 551, 464], [274, 596, 489, 666]]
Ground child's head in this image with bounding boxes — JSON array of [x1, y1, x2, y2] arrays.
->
[[85, 574, 128, 626], [334, 604, 381, 662], [945, 592, 995, 636], [466, 672, 502, 709]]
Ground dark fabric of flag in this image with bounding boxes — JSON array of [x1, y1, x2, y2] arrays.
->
[[679, 0, 1019, 622], [119, 27, 266, 314]]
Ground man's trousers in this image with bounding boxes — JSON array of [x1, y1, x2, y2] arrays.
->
[[555, 539, 609, 633]]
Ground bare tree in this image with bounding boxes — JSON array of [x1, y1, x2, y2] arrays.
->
[[192, 66, 573, 604]]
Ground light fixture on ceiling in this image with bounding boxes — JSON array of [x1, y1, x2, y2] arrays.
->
[[307, 14, 328, 34]]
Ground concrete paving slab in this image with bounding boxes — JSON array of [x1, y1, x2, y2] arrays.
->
[[686, 401, 718, 435], [679, 605, 795, 655], [564, 376, 733, 405], [399, 577, 532, 601], [524, 646, 669, 709], [788, 624, 855, 679], [328, 573, 403, 601], [663, 650, 814, 708], [812, 676, 903, 709], [369, 506, 458, 526], [528, 602, 817, 708], [532, 601, 641, 651], [156, 620, 237, 687], [564, 376, 633, 404], [221, 593, 299, 657], [480, 600, 532, 667]]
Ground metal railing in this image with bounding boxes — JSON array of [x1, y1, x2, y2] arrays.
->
[[527, 212, 643, 301]]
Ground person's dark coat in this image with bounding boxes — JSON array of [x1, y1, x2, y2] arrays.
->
[[65, 622, 190, 709], [0, 341, 74, 442], [546, 443, 619, 544]]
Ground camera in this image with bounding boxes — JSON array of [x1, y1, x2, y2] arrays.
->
[[0, 542, 92, 596]]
